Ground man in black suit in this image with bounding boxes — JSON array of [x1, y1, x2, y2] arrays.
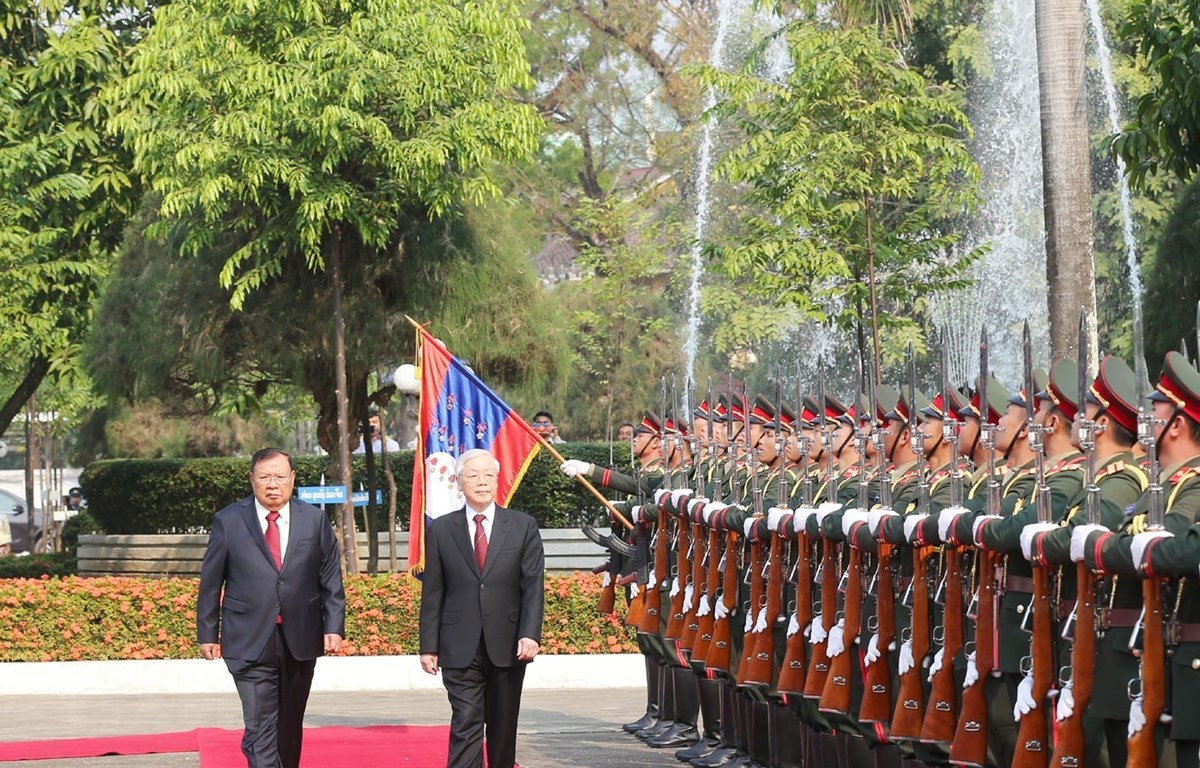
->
[[419, 448, 546, 768], [197, 448, 346, 768]]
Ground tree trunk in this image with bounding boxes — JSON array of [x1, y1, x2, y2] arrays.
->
[[330, 228, 359, 574], [1036, 0, 1097, 363], [0, 355, 51, 438]]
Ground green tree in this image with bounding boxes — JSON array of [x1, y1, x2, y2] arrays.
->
[[0, 1, 144, 435], [692, 25, 981, 373], [1143, 178, 1200, 366], [107, 0, 543, 569]]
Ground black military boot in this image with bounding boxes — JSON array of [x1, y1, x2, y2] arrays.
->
[[677, 676, 723, 761], [693, 682, 742, 768], [624, 656, 661, 733], [768, 700, 803, 768], [639, 664, 677, 740], [649, 667, 700, 748]]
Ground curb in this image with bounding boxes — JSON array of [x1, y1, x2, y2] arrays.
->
[[0, 653, 644, 696]]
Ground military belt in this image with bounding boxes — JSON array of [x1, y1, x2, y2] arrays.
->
[[1098, 608, 1141, 629], [1170, 623, 1200, 644], [1005, 575, 1035, 594]]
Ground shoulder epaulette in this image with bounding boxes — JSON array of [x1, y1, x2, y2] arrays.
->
[[1048, 454, 1086, 474]]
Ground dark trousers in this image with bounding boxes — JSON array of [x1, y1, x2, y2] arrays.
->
[[226, 626, 316, 768], [441, 640, 527, 768]]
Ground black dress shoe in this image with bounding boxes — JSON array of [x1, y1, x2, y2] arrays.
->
[[676, 737, 720, 761], [691, 746, 740, 767], [637, 718, 675, 741], [647, 723, 700, 748], [623, 712, 658, 734]]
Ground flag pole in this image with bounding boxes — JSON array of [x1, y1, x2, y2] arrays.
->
[[404, 316, 633, 531]]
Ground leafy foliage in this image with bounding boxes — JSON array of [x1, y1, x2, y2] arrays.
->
[[1143, 178, 1200, 365], [691, 25, 982, 361], [0, 573, 636, 660]]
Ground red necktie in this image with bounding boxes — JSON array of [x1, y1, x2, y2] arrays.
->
[[266, 511, 283, 569], [473, 514, 488, 571]]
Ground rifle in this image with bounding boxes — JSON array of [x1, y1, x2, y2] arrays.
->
[[639, 503, 670, 634], [778, 372, 816, 694], [1127, 305, 1166, 768], [923, 343, 966, 745], [706, 525, 741, 674], [621, 570, 647, 628], [680, 514, 707, 652], [691, 525, 722, 663], [804, 364, 838, 700], [594, 560, 618, 615], [950, 327, 999, 767], [1012, 322, 1054, 768], [891, 344, 932, 740], [1049, 311, 1098, 768], [861, 367, 897, 728], [737, 528, 767, 686], [665, 510, 692, 641]]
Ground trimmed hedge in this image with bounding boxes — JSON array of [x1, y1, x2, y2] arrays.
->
[[0, 572, 637, 661], [80, 443, 628, 534]]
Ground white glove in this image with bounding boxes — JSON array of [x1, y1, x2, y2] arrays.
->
[[868, 507, 900, 537], [842, 508, 869, 538], [696, 593, 711, 617], [793, 506, 818, 531], [963, 651, 978, 688], [864, 633, 881, 664], [630, 582, 640, 598], [809, 615, 828, 644], [1056, 683, 1075, 722], [1128, 697, 1146, 737], [601, 570, 612, 588], [647, 569, 658, 590], [630, 505, 643, 524], [1013, 674, 1037, 720], [560, 459, 593, 478], [745, 611, 755, 633], [670, 488, 693, 506], [754, 606, 768, 633], [938, 505, 970, 543], [816, 501, 843, 526], [972, 515, 1002, 545], [743, 517, 758, 538], [654, 488, 671, 504], [670, 576, 680, 599], [682, 584, 695, 613], [714, 596, 729, 620], [898, 638, 915, 675], [1131, 530, 1174, 568], [1020, 522, 1059, 561], [767, 506, 791, 532], [904, 513, 930, 544], [827, 619, 846, 657], [701, 501, 723, 524], [787, 612, 801, 637], [927, 648, 945, 682], [1070, 524, 1108, 563]]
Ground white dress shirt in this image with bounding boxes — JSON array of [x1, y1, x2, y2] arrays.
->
[[254, 499, 291, 564], [466, 502, 495, 543]]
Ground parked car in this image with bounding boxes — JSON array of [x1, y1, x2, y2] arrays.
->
[[0, 489, 41, 553]]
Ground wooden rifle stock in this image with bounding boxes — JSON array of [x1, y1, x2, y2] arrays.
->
[[803, 538, 839, 698], [950, 550, 995, 767], [623, 571, 647, 628], [890, 546, 932, 740], [1127, 578, 1165, 768], [736, 538, 766, 686], [745, 532, 784, 687], [820, 541, 863, 714], [594, 561, 617, 615], [691, 528, 722, 664], [922, 547, 965, 744], [638, 508, 670, 634], [1048, 562, 1095, 768], [680, 521, 707, 652], [778, 532, 814, 694], [665, 515, 691, 640], [860, 542, 896, 726], [705, 531, 740, 673], [1011, 564, 1053, 768]]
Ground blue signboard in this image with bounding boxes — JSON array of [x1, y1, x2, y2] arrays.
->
[[297, 485, 347, 505], [351, 490, 385, 507]]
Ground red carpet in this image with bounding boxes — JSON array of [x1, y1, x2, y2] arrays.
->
[[0, 725, 451, 766]]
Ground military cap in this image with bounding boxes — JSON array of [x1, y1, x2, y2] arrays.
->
[[634, 410, 662, 435], [1041, 358, 1081, 421], [1008, 369, 1049, 409], [664, 411, 689, 436], [958, 376, 1010, 425], [1086, 355, 1138, 433], [693, 398, 713, 420], [918, 388, 967, 422], [1148, 351, 1200, 423], [823, 393, 848, 422], [875, 385, 900, 423], [777, 402, 797, 430], [714, 392, 747, 424], [884, 391, 915, 424], [750, 394, 774, 425]]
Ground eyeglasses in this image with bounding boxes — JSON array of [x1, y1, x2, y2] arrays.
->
[[253, 473, 293, 484], [532, 421, 552, 427], [461, 472, 498, 482]]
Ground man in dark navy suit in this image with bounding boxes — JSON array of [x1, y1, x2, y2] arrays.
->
[[197, 448, 346, 768], [419, 448, 546, 768]]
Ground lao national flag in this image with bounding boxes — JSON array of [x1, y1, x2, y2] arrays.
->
[[408, 325, 542, 574]]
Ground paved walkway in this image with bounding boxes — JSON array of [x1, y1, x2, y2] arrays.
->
[[0, 688, 682, 767]]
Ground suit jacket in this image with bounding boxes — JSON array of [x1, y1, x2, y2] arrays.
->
[[197, 496, 346, 662], [419, 505, 545, 668]]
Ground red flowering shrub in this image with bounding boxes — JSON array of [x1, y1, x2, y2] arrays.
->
[[0, 573, 637, 661]]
